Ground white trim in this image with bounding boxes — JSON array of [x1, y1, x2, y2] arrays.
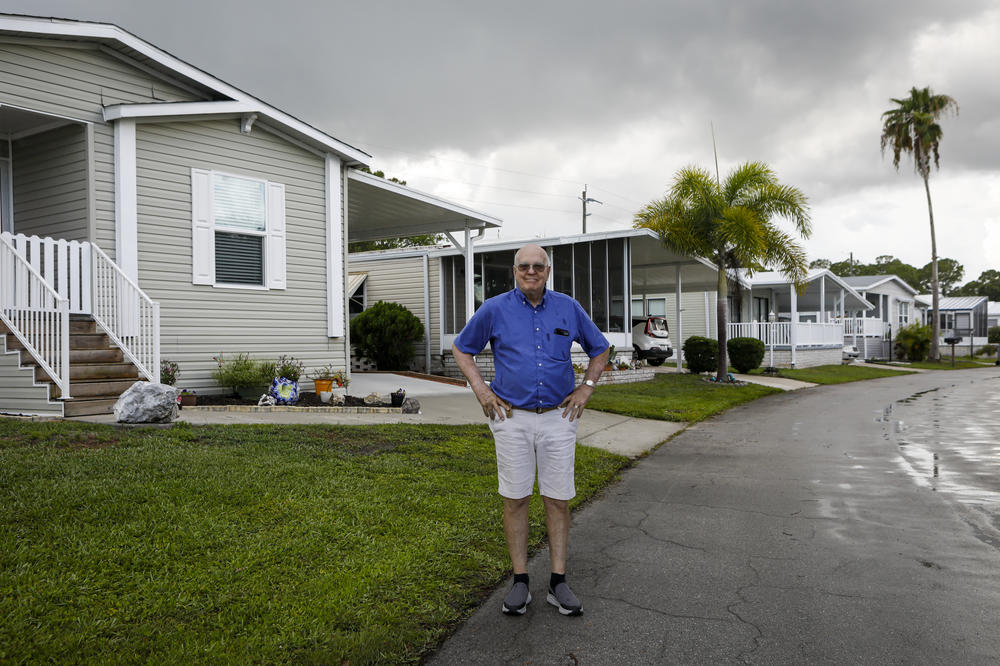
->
[[348, 169, 502, 227], [326, 154, 344, 337], [113, 118, 138, 281], [103, 100, 258, 122], [0, 15, 370, 165]]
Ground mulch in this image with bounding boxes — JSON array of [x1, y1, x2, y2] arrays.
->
[[194, 392, 394, 408]]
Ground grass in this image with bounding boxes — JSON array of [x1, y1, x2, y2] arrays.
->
[[586, 372, 781, 422], [903, 358, 994, 370], [746, 363, 914, 384], [0, 420, 629, 664]]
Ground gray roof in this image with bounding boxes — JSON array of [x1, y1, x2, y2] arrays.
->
[[839, 274, 918, 294], [916, 295, 988, 310]]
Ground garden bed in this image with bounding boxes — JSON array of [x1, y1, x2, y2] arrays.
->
[[185, 392, 412, 413]]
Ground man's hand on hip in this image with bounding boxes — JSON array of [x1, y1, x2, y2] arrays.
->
[[559, 384, 594, 422], [473, 384, 512, 421]]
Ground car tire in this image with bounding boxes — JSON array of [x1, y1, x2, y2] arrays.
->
[[648, 358, 664, 366]]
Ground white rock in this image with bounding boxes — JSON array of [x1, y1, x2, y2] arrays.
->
[[363, 392, 382, 406], [114, 382, 178, 423]]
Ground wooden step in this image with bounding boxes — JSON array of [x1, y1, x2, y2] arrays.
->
[[68, 363, 140, 381], [62, 397, 118, 418], [21, 348, 124, 366], [5, 332, 112, 351], [50, 378, 142, 400], [69, 318, 97, 334]]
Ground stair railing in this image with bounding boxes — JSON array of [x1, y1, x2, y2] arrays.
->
[[90, 243, 160, 382], [0, 232, 71, 398]]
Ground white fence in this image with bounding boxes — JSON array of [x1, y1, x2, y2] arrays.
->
[[0, 232, 159, 384], [727, 321, 843, 348], [0, 233, 71, 397]]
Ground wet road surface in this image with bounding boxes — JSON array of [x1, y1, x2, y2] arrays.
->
[[431, 367, 1000, 665]]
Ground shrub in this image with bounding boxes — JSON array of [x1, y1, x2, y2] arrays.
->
[[727, 337, 765, 373], [159, 359, 179, 385], [212, 353, 278, 392], [350, 301, 425, 371], [683, 336, 717, 374], [989, 326, 1000, 345], [894, 323, 932, 361], [978, 344, 997, 357], [275, 355, 305, 382]]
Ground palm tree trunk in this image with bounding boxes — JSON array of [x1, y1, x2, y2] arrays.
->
[[716, 258, 728, 380], [924, 174, 941, 361]]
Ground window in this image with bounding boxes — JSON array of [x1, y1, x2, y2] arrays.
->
[[647, 298, 666, 317], [191, 169, 286, 289], [897, 301, 909, 328], [631, 298, 644, 317], [608, 238, 625, 332]]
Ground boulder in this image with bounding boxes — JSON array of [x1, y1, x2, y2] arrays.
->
[[114, 382, 178, 423], [401, 397, 420, 414], [328, 392, 346, 406], [363, 392, 383, 406]]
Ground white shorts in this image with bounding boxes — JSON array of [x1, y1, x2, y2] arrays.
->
[[488, 409, 580, 501]]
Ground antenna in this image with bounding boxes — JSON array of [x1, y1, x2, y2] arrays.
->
[[710, 121, 721, 185]]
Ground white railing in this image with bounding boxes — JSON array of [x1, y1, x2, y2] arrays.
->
[[728, 321, 844, 347], [91, 244, 159, 382], [835, 317, 887, 338], [2, 232, 160, 383], [0, 233, 71, 398], [0, 232, 91, 314]]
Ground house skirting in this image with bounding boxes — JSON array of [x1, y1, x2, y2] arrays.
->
[[763, 346, 841, 369]]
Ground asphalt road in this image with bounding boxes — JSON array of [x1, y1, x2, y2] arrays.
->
[[431, 367, 1000, 665]]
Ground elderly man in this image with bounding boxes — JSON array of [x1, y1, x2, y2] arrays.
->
[[452, 243, 609, 617]]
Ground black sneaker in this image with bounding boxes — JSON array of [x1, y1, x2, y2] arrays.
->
[[501, 581, 531, 615], [546, 582, 583, 616]]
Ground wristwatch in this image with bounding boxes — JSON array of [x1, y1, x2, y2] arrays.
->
[[582, 379, 597, 389]]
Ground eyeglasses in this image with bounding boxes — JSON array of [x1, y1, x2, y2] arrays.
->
[[515, 263, 548, 273]]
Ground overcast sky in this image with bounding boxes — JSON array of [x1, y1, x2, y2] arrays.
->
[[9, 1, 999, 284]]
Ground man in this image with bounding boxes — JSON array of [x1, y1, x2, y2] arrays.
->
[[452, 243, 609, 617]]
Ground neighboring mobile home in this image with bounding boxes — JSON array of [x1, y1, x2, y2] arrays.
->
[[0, 14, 499, 417], [915, 294, 990, 355], [839, 274, 920, 359], [349, 228, 724, 377]]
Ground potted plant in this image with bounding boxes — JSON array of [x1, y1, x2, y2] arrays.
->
[[390, 387, 406, 408], [309, 364, 349, 403], [605, 345, 617, 371], [160, 359, 179, 386], [179, 389, 197, 407], [212, 353, 276, 401], [271, 354, 305, 405]]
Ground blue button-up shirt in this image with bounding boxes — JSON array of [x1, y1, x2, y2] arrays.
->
[[454, 286, 609, 410]]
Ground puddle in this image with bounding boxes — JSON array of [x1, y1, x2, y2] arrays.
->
[[887, 377, 1000, 505]]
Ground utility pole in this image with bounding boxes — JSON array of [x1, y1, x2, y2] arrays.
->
[[580, 184, 602, 234]]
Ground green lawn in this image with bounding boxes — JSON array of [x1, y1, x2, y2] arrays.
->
[[746, 363, 914, 384], [904, 358, 995, 370], [0, 420, 628, 664], [586, 373, 781, 422]]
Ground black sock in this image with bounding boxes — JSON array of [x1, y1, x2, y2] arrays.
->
[[550, 572, 566, 589], [513, 573, 529, 585]]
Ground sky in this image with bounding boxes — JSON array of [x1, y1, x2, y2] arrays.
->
[[6, 1, 999, 285]]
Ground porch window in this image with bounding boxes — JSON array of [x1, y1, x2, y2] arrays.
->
[[631, 298, 644, 317], [647, 298, 666, 317], [191, 169, 286, 289]]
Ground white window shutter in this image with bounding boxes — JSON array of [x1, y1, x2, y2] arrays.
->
[[266, 182, 286, 290], [191, 169, 214, 285]]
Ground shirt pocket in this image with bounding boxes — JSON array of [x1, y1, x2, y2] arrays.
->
[[547, 331, 573, 361]]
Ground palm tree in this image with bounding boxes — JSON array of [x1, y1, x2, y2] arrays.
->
[[635, 162, 811, 380], [880, 86, 958, 361]]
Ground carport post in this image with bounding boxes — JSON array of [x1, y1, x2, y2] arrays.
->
[[675, 264, 683, 373], [790, 284, 798, 368], [819, 275, 826, 322], [464, 226, 474, 324]]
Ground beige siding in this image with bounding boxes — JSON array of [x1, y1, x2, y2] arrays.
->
[[0, 348, 61, 416], [11, 124, 89, 240], [135, 119, 342, 393], [0, 39, 210, 254], [635, 290, 716, 351]]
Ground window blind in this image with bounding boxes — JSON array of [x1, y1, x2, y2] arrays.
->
[[215, 232, 263, 284]]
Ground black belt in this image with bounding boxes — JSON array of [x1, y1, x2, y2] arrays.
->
[[512, 406, 560, 414]]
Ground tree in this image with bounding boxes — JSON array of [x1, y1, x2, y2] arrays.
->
[[809, 258, 831, 269], [635, 162, 811, 380], [918, 258, 963, 295], [955, 269, 1000, 301], [881, 86, 959, 360]]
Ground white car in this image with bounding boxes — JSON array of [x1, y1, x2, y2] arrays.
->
[[632, 316, 673, 366], [842, 345, 860, 361]]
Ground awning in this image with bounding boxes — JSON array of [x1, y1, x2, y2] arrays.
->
[[346, 271, 367, 297], [346, 169, 502, 243]]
